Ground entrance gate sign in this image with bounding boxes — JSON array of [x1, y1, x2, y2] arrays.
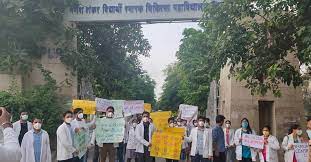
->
[[65, 0, 221, 22]]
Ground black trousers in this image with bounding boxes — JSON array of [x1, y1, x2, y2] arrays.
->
[[213, 151, 226, 162], [239, 157, 252, 162], [58, 157, 75, 162]]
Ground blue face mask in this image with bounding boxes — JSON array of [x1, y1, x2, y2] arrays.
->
[[242, 122, 248, 128]]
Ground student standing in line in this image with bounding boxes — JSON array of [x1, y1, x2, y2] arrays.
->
[[21, 118, 51, 162], [223, 120, 235, 162], [125, 119, 138, 162], [258, 125, 280, 162], [234, 118, 257, 162], [185, 116, 213, 162], [57, 111, 78, 162], [282, 124, 303, 162], [13, 111, 32, 145], [135, 111, 156, 162], [212, 115, 226, 162]]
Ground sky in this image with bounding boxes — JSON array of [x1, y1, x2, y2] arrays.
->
[[140, 22, 198, 99]]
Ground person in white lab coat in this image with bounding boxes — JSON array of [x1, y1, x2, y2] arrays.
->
[[234, 118, 257, 162], [135, 111, 156, 162], [125, 118, 138, 162], [258, 125, 280, 162], [20, 118, 51, 162], [185, 116, 213, 162], [282, 124, 303, 162], [13, 111, 32, 145], [57, 111, 78, 162], [0, 107, 22, 162], [224, 120, 235, 162]]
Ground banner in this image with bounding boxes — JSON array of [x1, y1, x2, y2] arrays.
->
[[294, 143, 309, 162], [179, 104, 198, 122], [74, 130, 88, 159], [95, 118, 125, 143], [123, 100, 144, 116], [111, 100, 125, 118], [242, 134, 264, 149], [150, 111, 172, 131], [150, 132, 183, 160], [164, 127, 186, 136], [144, 103, 152, 112], [95, 98, 112, 112], [72, 100, 96, 114]]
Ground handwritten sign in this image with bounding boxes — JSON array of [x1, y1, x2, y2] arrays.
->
[[150, 111, 172, 131], [110, 100, 124, 118], [95, 98, 112, 112], [123, 100, 144, 116], [74, 130, 88, 158], [95, 118, 125, 143], [294, 143, 309, 162], [144, 103, 152, 112], [242, 134, 264, 149], [179, 104, 198, 122], [72, 100, 96, 114], [150, 132, 183, 160]]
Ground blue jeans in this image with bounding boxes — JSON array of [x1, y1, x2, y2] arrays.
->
[[191, 154, 211, 162]]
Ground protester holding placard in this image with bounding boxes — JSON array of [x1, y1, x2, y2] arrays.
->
[[135, 111, 156, 162], [234, 118, 257, 162], [185, 116, 213, 162], [282, 124, 303, 162], [223, 120, 235, 162], [258, 125, 280, 162]]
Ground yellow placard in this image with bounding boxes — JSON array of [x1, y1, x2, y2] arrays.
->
[[150, 132, 183, 160], [164, 127, 185, 136], [144, 103, 152, 112], [72, 100, 96, 115], [150, 111, 172, 131]]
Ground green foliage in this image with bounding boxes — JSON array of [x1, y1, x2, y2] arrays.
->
[[201, 0, 311, 96]]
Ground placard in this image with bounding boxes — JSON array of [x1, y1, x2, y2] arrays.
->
[[95, 98, 112, 112], [150, 132, 183, 160], [124, 100, 144, 116], [294, 143, 309, 162], [110, 100, 124, 118], [150, 111, 172, 131], [164, 127, 186, 136], [179, 104, 198, 122], [144, 103, 152, 112], [74, 130, 88, 158], [242, 134, 264, 149], [72, 100, 96, 114], [95, 118, 125, 143]]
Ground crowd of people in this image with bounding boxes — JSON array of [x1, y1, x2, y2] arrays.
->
[[1, 106, 311, 162]]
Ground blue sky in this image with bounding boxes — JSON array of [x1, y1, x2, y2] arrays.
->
[[140, 22, 198, 99]]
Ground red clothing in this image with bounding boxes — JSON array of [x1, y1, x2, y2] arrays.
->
[[263, 137, 268, 161], [293, 153, 297, 162]]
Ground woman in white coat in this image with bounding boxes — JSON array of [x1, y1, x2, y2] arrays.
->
[[20, 118, 51, 162], [234, 118, 257, 162], [258, 125, 280, 162], [282, 124, 303, 162]]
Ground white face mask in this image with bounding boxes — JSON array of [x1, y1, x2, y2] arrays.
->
[[169, 123, 174, 128], [297, 130, 303, 136], [77, 113, 84, 119], [107, 112, 114, 118], [177, 122, 182, 126], [199, 121, 205, 127], [21, 115, 28, 121], [133, 123, 137, 128], [142, 117, 149, 123], [33, 123, 42, 130], [65, 117, 73, 124], [193, 123, 198, 127], [226, 124, 231, 128]]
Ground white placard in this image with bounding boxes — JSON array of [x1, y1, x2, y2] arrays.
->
[[123, 100, 144, 116], [179, 104, 198, 121], [242, 134, 264, 149], [95, 98, 112, 112], [294, 143, 309, 162]]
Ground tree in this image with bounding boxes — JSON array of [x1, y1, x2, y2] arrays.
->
[[201, 0, 311, 96]]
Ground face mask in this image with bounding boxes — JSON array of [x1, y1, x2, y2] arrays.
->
[[33, 123, 42, 130], [307, 130, 311, 139], [107, 112, 114, 118], [177, 122, 182, 126], [263, 131, 270, 137], [193, 123, 198, 127], [21, 115, 28, 121], [204, 123, 210, 128], [297, 130, 303, 136], [169, 123, 174, 128], [133, 123, 137, 128], [142, 117, 149, 123], [77, 113, 84, 119], [226, 124, 231, 128], [198, 121, 204, 127], [242, 122, 248, 128], [65, 117, 73, 124]]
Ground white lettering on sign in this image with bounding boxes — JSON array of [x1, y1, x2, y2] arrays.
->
[[65, 0, 222, 22]]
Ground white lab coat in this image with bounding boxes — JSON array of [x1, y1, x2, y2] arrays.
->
[[135, 122, 155, 153], [13, 120, 32, 137], [0, 127, 22, 162], [282, 134, 302, 162], [258, 135, 280, 162], [20, 130, 51, 162], [223, 128, 235, 147], [185, 127, 213, 158], [126, 126, 137, 150], [56, 123, 76, 161], [234, 128, 257, 161]]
